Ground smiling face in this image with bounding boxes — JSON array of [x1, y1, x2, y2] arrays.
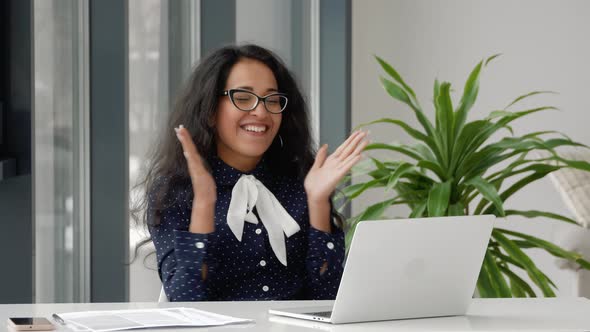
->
[[215, 58, 283, 171]]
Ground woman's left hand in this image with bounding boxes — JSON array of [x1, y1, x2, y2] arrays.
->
[[304, 130, 369, 203]]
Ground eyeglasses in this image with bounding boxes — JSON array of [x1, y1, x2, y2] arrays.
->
[[221, 88, 288, 114]]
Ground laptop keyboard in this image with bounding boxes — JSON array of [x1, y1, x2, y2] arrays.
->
[[308, 311, 332, 318]]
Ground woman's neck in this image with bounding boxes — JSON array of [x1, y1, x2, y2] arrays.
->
[[217, 147, 262, 173]]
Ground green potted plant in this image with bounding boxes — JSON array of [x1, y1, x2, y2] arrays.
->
[[342, 54, 590, 297]]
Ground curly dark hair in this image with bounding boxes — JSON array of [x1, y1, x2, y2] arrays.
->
[[132, 44, 321, 235]]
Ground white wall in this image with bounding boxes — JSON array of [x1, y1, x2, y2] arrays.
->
[[236, 0, 292, 66], [352, 0, 590, 296]]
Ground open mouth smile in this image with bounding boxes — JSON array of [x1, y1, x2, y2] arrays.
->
[[241, 124, 268, 135]]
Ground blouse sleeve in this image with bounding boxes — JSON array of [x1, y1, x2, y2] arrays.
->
[[305, 218, 346, 300], [147, 185, 217, 301]]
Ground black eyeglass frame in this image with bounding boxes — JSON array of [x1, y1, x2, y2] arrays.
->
[[221, 88, 289, 114]]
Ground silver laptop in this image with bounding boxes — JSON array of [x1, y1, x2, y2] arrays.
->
[[269, 215, 495, 324]]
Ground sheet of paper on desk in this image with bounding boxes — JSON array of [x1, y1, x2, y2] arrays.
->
[[57, 307, 253, 332]]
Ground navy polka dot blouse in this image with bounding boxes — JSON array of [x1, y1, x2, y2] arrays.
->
[[148, 156, 345, 301]]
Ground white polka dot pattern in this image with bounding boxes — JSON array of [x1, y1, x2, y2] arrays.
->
[[148, 156, 345, 301]]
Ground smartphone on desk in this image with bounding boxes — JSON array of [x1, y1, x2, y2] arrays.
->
[[7, 318, 55, 331]]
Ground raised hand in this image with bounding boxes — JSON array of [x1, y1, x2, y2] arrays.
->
[[304, 130, 369, 203], [175, 125, 216, 233]]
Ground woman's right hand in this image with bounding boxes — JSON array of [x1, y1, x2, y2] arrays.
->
[[175, 125, 217, 233]]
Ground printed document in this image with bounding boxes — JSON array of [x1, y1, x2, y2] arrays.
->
[[56, 307, 253, 332]]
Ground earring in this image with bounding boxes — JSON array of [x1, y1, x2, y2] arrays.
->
[[278, 134, 284, 148]]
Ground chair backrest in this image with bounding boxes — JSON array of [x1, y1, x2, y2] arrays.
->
[[547, 147, 590, 228], [158, 286, 168, 302]]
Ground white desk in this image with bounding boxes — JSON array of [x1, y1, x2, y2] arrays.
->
[[2, 298, 589, 331]]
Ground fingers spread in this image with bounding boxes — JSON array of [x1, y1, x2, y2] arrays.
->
[[337, 136, 368, 172], [312, 144, 329, 169], [332, 130, 362, 158], [337, 130, 368, 160], [338, 154, 363, 176], [350, 137, 370, 158]]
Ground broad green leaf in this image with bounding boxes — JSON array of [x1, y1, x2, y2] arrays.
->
[[465, 176, 505, 216], [364, 142, 423, 160], [542, 138, 587, 149], [375, 55, 418, 100], [345, 198, 402, 249], [435, 82, 454, 168], [509, 278, 526, 298], [486, 163, 562, 190], [413, 143, 438, 162], [540, 270, 559, 289], [350, 158, 379, 176], [484, 166, 560, 215], [492, 230, 556, 296], [497, 244, 561, 291], [379, 77, 439, 147], [499, 265, 536, 297], [484, 153, 537, 181], [477, 261, 497, 297], [450, 120, 493, 173], [557, 156, 590, 172], [489, 107, 558, 138], [484, 53, 502, 66], [341, 176, 388, 199], [486, 107, 557, 122], [448, 201, 466, 216], [462, 149, 559, 183], [356, 118, 430, 144], [416, 160, 446, 181], [459, 148, 516, 181], [355, 118, 443, 172], [511, 240, 537, 249], [484, 136, 578, 152], [576, 259, 590, 270], [427, 180, 451, 217], [497, 228, 590, 269], [502, 124, 515, 136], [505, 209, 578, 225], [498, 106, 558, 121], [522, 130, 571, 140], [505, 90, 558, 110], [380, 76, 412, 105], [484, 250, 512, 297], [454, 60, 483, 139], [433, 79, 441, 106], [395, 182, 429, 207], [368, 168, 390, 180], [454, 106, 557, 175], [435, 82, 453, 133], [370, 157, 388, 170], [490, 248, 524, 269], [401, 171, 437, 188], [470, 177, 503, 214], [486, 110, 518, 120], [350, 198, 399, 223], [410, 201, 427, 218], [386, 163, 414, 192], [339, 182, 368, 198]]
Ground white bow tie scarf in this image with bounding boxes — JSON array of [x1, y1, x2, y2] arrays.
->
[[226, 174, 301, 266]]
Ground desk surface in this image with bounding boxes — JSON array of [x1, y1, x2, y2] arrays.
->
[[1, 298, 589, 331]]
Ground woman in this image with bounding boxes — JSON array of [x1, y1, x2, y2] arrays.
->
[[141, 44, 368, 301]]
